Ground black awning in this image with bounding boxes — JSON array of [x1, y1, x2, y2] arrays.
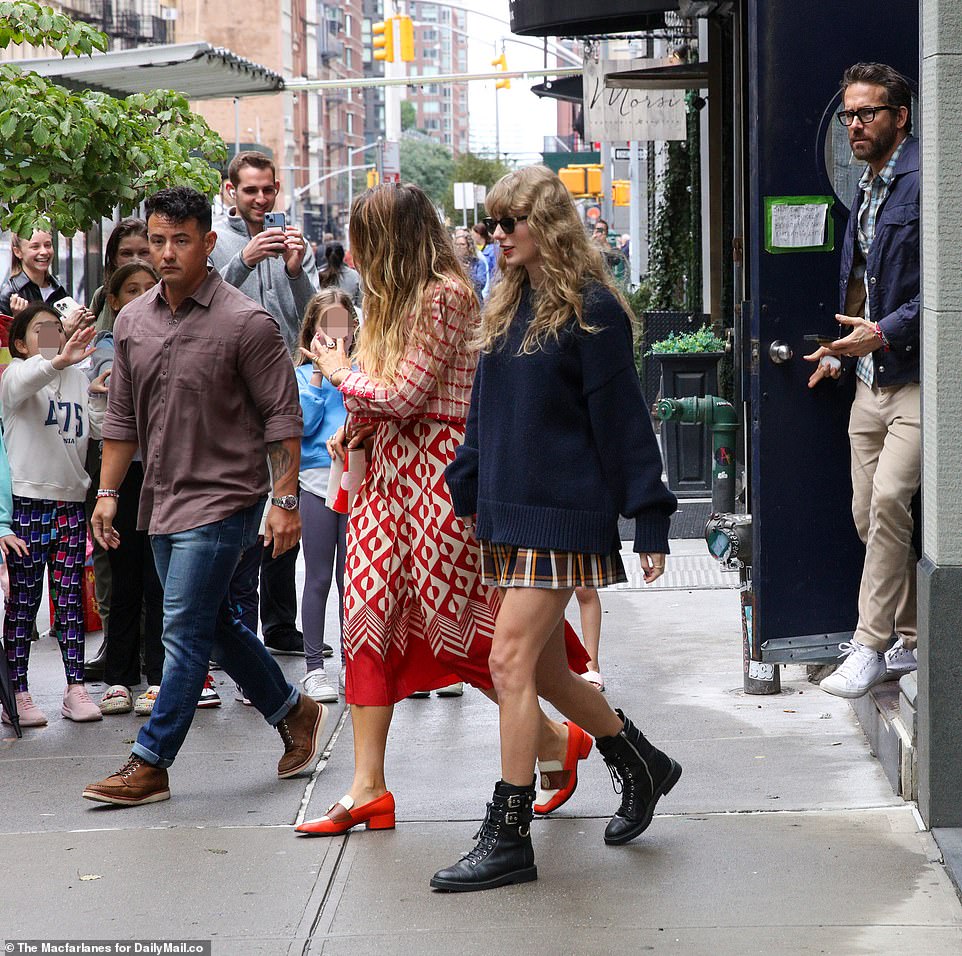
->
[[510, 0, 673, 37], [531, 74, 584, 103], [606, 61, 709, 89]]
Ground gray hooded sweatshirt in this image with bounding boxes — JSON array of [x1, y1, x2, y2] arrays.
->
[[210, 210, 318, 349]]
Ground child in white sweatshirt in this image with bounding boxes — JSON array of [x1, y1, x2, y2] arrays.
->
[[1, 301, 106, 727]]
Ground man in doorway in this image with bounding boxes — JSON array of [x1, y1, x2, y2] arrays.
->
[[83, 187, 326, 805], [805, 62, 920, 698], [211, 151, 318, 659]]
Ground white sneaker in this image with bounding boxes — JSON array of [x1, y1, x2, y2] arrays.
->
[[884, 638, 918, 680], [435, 682, 464, 697], [303, 668, 338, 703], [820, 641, 888, 699]]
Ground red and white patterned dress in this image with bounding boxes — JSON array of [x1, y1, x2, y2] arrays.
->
[[337, 277, 587, 705]]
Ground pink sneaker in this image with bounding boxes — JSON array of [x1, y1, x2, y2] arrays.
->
[[2, 691, 48, 728], [62, 684, 104, 722]]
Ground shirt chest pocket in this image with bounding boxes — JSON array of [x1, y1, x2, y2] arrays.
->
[[172, 339, 227, 392]]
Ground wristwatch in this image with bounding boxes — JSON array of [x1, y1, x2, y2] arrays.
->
[[271, 495, 299, 511]]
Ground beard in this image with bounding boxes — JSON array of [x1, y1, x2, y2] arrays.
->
[[850, 123, 900, 165]]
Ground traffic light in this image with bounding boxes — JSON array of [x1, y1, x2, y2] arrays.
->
[[559, 164, 603, 197], [398, 15, 415, 62], [367, 169, 380, 188], [491, 53, 510, 90], [373, 17, 395, 63], [612, 179, 631, 206]]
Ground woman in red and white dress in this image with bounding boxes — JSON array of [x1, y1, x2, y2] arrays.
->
[[297, 183, 592, 835]]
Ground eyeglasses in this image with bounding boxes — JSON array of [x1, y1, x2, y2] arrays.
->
[[482, 215, 528, 235], [836, 105, 899, 127]]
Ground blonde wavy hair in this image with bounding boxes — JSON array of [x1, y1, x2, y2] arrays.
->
[[480, 164, 633, 353], [349, 183, 472, 383]]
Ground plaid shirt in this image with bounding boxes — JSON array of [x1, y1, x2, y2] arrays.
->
[[854, 139, 906, 385]]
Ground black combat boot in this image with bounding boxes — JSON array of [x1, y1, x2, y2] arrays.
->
[[595, 709, 682, 846], [430, 779, 538, 892]]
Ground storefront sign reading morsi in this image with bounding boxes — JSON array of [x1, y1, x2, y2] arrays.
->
[[584, 56, 687, 142]]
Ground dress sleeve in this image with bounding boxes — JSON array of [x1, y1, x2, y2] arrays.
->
[[338, 279, 474, 419]]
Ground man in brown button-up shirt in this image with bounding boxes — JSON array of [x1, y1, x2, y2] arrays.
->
[[83, 188, 327, 807]]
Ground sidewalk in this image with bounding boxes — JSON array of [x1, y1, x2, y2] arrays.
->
[[2, 542, 961, 954]]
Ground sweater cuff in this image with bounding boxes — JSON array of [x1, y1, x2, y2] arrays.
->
[[446, 475, 478, 518], [633, 513, 672, 555]]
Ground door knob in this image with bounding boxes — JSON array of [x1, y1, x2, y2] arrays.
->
[[768, 341, 793, 364]]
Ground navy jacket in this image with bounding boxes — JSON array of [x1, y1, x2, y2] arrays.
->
[[445, 282, 677, 555], [838, 135, 919, 386]]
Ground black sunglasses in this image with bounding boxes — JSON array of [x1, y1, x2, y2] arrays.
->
[[482, 215, 528, 235]]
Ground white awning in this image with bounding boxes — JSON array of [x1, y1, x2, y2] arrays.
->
[[12, 42, 284, 99]]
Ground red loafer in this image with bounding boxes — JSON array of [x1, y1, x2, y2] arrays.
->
[[295, 791, 396, 836], [534, 722, 593, 815]]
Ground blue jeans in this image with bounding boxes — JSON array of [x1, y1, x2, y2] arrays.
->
[[133, 499, 298, 768]]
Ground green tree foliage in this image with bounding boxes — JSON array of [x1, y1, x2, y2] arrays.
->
[[0, 1, 226, 236], [398, 134, 453, 209], [400, 100, 417, 132], [442, 152, 511, 219]]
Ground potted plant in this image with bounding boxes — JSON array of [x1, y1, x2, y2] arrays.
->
[[648, 324, 726, 497]]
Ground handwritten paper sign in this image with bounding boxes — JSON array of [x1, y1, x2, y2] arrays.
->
[[770, 203, 827, 248], [764, 196, 836, 254], [584, 56, 687, 142]]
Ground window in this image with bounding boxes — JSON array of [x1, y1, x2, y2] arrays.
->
[[422, 101, 440, 113]]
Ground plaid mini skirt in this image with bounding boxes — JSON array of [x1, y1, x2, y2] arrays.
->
[[480, 542, 627, 590]]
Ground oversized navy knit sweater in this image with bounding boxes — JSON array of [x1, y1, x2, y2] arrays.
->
[[445, 282, 677, 555]]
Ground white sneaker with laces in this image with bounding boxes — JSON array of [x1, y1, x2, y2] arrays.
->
[[303, 668, 338, 703], [884, 638, 918, 680], [820, 641, 888, 699]]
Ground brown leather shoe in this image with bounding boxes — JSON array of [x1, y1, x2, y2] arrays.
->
[[82, 755, 170, 806], [277, 694, 328, 778]]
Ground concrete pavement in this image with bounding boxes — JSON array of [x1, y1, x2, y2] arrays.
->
[[2, 541, 961, 954]]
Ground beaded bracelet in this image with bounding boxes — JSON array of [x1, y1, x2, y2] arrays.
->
[[874, 324, 891, 352], [328, 366, 352, 383], [96, 489, 119, 499]]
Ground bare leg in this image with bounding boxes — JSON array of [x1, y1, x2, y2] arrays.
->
[[346, 703, 394, 804], [480, 687, 568, 763], [490, 587, 586, 786], [574, 587, 602, 672], [535, 619, 623, 738]]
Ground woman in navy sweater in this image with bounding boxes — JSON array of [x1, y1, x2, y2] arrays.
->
[[436, 164, 682, 892]]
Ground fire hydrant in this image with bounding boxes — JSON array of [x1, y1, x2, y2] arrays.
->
[[652, 395, 738, 514]]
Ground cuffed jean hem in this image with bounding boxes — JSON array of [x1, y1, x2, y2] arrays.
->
[[268, 687, 301, 726], [131, 742, 171, 770]]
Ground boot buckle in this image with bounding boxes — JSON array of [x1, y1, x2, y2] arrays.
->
[[505, 811, 518, 824], [506, 794, 521, 808]]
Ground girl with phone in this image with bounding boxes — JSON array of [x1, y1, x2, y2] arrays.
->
[[434, 165, 681, 891], [1, 302, 106, 727], [292, 289, 355, 704], [294, 183, 592, 838]]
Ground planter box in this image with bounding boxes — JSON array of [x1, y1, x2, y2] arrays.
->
[[657, 351, 723, 498]]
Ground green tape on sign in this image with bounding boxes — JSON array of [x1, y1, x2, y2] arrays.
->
[[764, 195, 835, 254]]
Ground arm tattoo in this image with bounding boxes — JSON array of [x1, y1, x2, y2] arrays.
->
[[266, 440, 296, 487]]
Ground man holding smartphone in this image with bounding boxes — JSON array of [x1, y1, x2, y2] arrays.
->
[[210, 151, 319, 660], [804, 62, 920, 699]]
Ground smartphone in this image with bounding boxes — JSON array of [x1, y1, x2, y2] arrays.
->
[[52, 296, 83, 317], [263, 212, 287, 230], [803, 333, 837, 345]]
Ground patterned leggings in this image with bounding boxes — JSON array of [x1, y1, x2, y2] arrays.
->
[[3, 496, 87, 693]]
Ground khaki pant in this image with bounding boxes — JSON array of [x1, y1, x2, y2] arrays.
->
[[848, 380, 921, 650]]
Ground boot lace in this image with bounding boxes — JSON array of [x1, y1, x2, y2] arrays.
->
[[462, 803, 500, 864], [116, 757, 144, 779], [277, 718, 295, 750]]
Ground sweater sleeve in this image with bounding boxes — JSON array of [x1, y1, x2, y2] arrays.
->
[[0, 355, 60, 412], [338, 280, 472, 420], [579, 289, 677, 554], [298, 368, 332, 439], [0, 430, 14, 539], [445, 368, 481, 517]]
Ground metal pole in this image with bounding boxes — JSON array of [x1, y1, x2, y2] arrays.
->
[[628, 140, 641, 287], [233, 97, 240, 156]]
